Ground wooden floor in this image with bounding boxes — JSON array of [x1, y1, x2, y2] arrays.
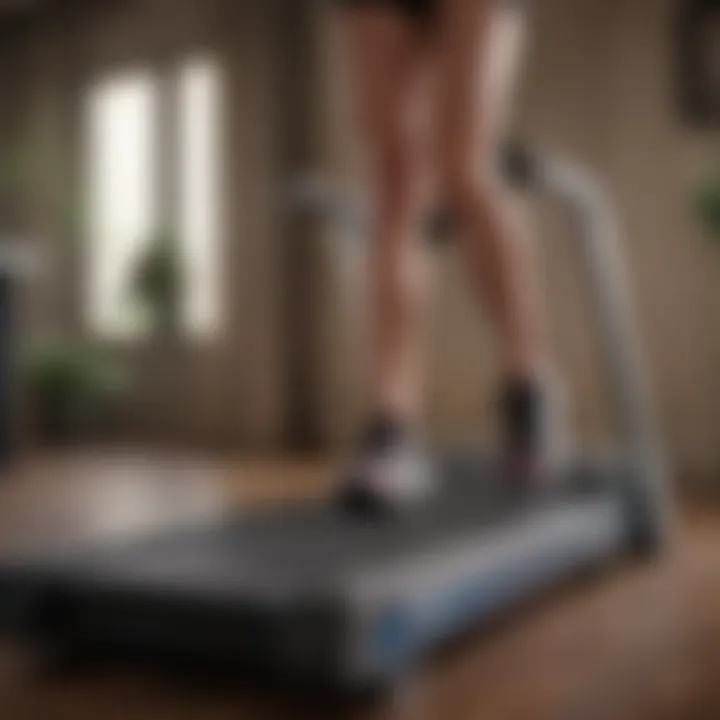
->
[[0, 451, 719, 720]]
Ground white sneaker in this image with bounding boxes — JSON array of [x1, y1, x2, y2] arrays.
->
[[337, 420, 436, 515]]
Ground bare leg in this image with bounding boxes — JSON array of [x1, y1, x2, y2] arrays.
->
[[341, 8, 433, 421], [435, 0, 567, 483], [436, 0, 546, 381], [336, 9, 438, 511]]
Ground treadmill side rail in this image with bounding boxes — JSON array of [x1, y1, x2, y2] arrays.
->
[[344, 498, 625, 682]]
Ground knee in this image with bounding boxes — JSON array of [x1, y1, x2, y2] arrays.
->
[[375, 133, 421, 200], [438, 147, 499, 212], [362, 110, 421, 196]]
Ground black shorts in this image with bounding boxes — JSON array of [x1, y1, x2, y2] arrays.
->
[[340, 0, 527, 26]]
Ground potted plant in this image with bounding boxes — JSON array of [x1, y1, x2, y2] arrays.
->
[[127, 232, 184, 339], [24, 340, 128, 445]]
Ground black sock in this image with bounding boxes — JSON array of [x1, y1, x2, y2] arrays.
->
[[359, 413, 408, 453], [502, 378, 541, 446]]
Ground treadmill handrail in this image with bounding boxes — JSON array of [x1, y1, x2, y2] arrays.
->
[[533, 155, 658, 456]]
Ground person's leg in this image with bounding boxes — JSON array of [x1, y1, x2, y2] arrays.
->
[[341, 6, 432, 422], [436, 0, 542, 379], [435, 0, 565, 480], [336, 5, 436, 509]]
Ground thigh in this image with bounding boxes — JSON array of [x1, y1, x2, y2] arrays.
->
[[434, 0, 528, 162], [337, 6, 432, 158]]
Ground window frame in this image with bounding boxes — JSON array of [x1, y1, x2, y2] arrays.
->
[[80, 53, 224, 345]]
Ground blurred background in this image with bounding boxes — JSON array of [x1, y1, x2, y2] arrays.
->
[[0, 0, 719, 717], [0, 0, 719, 474]]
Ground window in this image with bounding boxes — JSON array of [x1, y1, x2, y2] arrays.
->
[[84, 57, 223, 341], [85, 72, 158, 339], [178, 57, 223, 339]]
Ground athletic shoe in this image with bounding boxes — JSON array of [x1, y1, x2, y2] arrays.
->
[[336, 414, 436, 516]]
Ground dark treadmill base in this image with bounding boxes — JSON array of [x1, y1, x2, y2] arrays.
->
[[0, 450, 633, 688]]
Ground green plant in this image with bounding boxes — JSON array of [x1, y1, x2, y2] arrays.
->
[[24, 339, 129, 443], [127, 233, 183, 330], [25, 340, 127, 405], [694, 166, 720, 241]]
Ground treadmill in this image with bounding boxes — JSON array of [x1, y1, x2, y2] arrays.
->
[[0, 146, 671, 691]]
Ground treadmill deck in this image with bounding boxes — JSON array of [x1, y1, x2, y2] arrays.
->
[[0, 451, 630, 686]]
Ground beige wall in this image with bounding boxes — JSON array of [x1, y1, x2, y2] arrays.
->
[[316, 0, 720, 477]]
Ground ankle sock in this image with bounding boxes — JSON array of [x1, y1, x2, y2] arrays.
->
[[502, 377, 542, 446], [360, 413, 408, 453]]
